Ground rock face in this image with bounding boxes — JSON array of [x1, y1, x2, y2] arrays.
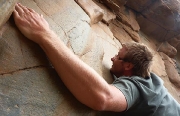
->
[[75, 0, 104, 25], [0, 0, 180, 115], [127, 0, 180, 41], [0, 0, 18, 28], [157, 41, 177, 58], [102, 0, 180, 57]]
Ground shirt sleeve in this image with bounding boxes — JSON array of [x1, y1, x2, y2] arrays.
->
[[112, 77, 140, 110]]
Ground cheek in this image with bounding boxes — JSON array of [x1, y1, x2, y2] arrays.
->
[[115, 62, 123, 69], [113, 62, 120, 69]]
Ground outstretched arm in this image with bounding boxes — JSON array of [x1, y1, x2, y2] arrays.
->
[[13, 3, 127, 112]]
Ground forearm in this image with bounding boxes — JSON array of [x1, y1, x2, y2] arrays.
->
[[39, 31, 111, 109], [13, 3, 127, 111]]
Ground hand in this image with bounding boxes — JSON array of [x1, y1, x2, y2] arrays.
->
[[13, 3, 52, 44]]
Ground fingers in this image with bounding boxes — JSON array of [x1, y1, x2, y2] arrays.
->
[[13, 7, 19, 17], [27, 7, 36, 13], [14, 3, 35, 16], [13, 3, 45, 24], [18, 3, 30, 14], [15, 3, 24, 16]]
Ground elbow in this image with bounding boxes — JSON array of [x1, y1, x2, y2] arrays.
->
[[90, 94, 109, 111], [92, 101, 106, 111]]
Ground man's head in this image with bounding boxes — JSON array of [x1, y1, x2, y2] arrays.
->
[[110, 42, 153, 78]]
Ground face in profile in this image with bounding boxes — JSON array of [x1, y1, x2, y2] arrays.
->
[[110, 46, 127, 77]]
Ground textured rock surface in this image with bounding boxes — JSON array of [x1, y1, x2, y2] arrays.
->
[[75, 0, 104, 25], [126, 0, 154, 12], [0, 0, 95, 115], [103, 0, 180, 56], [99, 0, 127, 11], [168, 35, 180, 52], [157, 41, 177, 58], [161, 53, 180, 88], [0, 0, 18, 28], [0, 0, 180, 115], [93, 0, 116, 24], [116, 5, 140, 32], [127, 0, 180, 42]]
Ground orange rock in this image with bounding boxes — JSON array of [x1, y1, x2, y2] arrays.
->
[[93, 0, 116, 25], [160, 53, 180, 88], [157, 41, 177, 58], [116, 6, 140, 32], [99, 0, 127, 11], [109, 20, 134, 43], [75, 0, 104, 25], [112, 20, 141, 42], [168, 36, 180, 52]]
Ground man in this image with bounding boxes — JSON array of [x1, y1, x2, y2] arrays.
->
[[13, 3, 180, 115]]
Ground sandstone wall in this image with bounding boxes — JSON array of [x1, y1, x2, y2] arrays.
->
[[0, 0, 180, 115]]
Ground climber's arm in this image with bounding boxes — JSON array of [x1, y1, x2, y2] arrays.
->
[[13, 3, 127, 112]]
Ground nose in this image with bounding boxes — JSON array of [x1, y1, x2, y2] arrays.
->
[[111, 55, 116, 61]]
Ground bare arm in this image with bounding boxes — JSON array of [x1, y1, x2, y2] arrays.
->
[[13, 3, 127, 112]]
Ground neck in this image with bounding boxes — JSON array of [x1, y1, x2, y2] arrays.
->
[[113, 71, 133, 78], [123, 71, 133, 77]]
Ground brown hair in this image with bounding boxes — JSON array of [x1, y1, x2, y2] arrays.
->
[[122, 42, 153, 78]]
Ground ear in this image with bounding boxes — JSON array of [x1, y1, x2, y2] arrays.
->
[[124, 62, 134, 71]]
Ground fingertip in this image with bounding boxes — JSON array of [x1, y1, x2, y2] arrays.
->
[[17, 2, 21, 5], [40, 14, 43, 17], [15, 2, 18, 9], [17, 2, 23, 8], [14, 2, 21, 11], [17, 2, 25, 9]]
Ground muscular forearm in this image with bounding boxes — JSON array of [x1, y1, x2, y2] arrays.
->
[[38, 31, 111, 110]]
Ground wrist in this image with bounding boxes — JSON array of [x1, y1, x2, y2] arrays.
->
[[37, 30, 60, 49], [36, 30, 57, 44]]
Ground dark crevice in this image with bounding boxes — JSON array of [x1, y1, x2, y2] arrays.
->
[[0, 65, 52, 76]]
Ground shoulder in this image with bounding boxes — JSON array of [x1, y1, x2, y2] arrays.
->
[[112, 76, 141, 110]]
